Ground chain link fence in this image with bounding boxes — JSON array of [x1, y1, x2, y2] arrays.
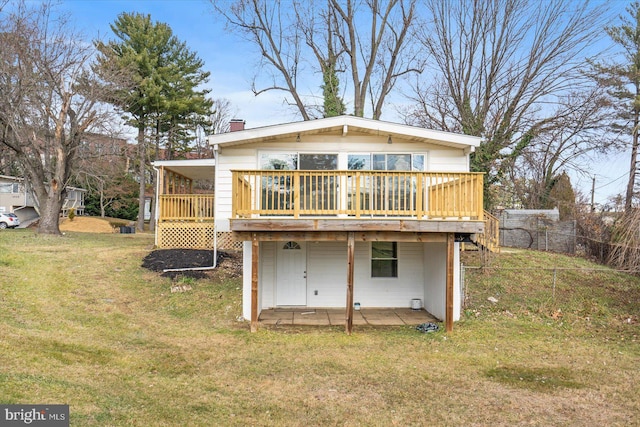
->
[[460, 263, 638, 323]]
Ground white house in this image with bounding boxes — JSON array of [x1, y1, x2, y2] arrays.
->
[[152, 116, 495, 333], [0, 175, 86, 223]]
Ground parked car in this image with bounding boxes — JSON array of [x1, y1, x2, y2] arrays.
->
[[0, 213, 20, 229]]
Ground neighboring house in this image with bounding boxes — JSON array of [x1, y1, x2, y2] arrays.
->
[[0, 175, 86, 223], [61, 187, 87, 217], [152, 116, 498, 333], [0, 175, 38, 223]]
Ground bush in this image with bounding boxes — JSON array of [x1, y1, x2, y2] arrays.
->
[[84, 194, 138, 221]]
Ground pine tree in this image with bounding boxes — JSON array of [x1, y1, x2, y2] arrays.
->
[[95, 13, 212, 229], [592, 2, 640, 211]]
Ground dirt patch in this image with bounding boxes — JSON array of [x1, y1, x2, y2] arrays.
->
[[60, 217, 117, 233], [141, 249, 242, 280]]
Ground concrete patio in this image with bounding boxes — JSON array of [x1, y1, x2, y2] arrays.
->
[[259, 307, 439, 327]]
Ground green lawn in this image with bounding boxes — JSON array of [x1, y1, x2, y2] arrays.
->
[[1, 230, 638, 426]]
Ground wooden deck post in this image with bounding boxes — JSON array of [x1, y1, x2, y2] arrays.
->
[[446, 232, 454, 332], [345, 231, 355, 334], [251, 233, 259, 332]]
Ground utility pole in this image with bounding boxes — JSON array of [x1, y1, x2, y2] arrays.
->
[[591, 175, 596, 213]]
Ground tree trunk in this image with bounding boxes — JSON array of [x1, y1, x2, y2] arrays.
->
[[149, 195, 156, 232], [37, 186, 64, 235], [625, 110, 639, 212], [136, 126, 146, 232], [100, 189, 106, 218]]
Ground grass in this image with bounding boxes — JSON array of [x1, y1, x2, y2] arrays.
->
[[1, 230, 639, 426]]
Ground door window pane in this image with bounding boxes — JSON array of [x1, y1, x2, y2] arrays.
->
[[373, 154, 386, 170], [260, 153, 296, 212], [299, 154, 337, 170], [348, 154, 370, 170], [299, 154, 338, 212], [387, 154, 411, 171], [412, 154, 425, 171], [260, 153, 297, 170]]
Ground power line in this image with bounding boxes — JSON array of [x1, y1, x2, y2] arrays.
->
[[594, 171, 627, 191]]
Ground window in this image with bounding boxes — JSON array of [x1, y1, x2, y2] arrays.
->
[[348, 154, 370, 170], [259, 152, 338, 170], [299, 154, 337, 170], [0, 183, 19, 193], [371, 242, 398, 278], [349, 153, 425, 172], [352, 154, 424, 213], [412, 154, 425, 171], [283, 241, 301, 250], [259, 152, 339, 213], [260, 153, 297, 170]]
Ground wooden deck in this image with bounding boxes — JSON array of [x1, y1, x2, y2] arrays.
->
[[153, 168, 499, 251]]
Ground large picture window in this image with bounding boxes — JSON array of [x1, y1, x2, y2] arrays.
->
[[258, 152, 339, 213], [348, 153, 425, 214], [371, 242, 398, 278]]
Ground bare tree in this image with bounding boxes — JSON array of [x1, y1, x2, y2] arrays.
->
[[0, 1, 116, 234], [74, 133, 135, 218], [211, 0, 422, 120], [504, 89, 614, 212], [209, 98, 236, 135], [213, 0, 312, 119], [404, 0, 608, 207], [330, 0, 421, 118]]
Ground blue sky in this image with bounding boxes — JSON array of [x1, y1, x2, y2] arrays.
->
[[58, 0, 301, 129], [51, 0, 631, 205]]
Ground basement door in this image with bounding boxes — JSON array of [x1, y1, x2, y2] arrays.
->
[[276, 241, 307, 306]]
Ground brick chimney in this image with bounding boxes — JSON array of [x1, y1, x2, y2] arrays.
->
[[229, 119, 245, 132]]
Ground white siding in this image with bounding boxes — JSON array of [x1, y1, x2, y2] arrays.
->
[[353, 241, 424, 307], [260, 241, 277, 308], [215, 134, 472, 231], [454, 243, 461, 321], [422, 242, 461, 321], [243, 239, 461, 319], [242, 241, 252, 320], [306, 242, 348, 307], [428, 149, 468, 172], [215, 148, 258, 232], [423, 242, 446, 320]]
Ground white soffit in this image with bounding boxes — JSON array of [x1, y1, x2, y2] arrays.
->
[[207, 115, 481, 149], [152, 159, 215, 181]]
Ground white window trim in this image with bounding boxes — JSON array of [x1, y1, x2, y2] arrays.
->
[[370, 241, 399, 279]]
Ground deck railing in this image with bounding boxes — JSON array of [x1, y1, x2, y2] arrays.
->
[[478, 210, 500, 252], [159, 194, 215, 221], [232, 170, 484, 220]]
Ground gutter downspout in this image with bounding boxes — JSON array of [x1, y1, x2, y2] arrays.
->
[[163, 144, 219, 273]]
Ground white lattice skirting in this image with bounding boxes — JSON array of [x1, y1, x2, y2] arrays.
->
[[157, 223, 241, 250]]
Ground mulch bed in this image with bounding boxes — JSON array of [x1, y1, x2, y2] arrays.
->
[[141, 249, 241, 280]]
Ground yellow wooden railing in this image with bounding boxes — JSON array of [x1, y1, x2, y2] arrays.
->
[[478, 210, 500, 252], [232, 170, 484, 220], [159, 194, 215, 221]]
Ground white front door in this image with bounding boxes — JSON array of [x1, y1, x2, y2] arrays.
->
[[276, 241, 307, 306]]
